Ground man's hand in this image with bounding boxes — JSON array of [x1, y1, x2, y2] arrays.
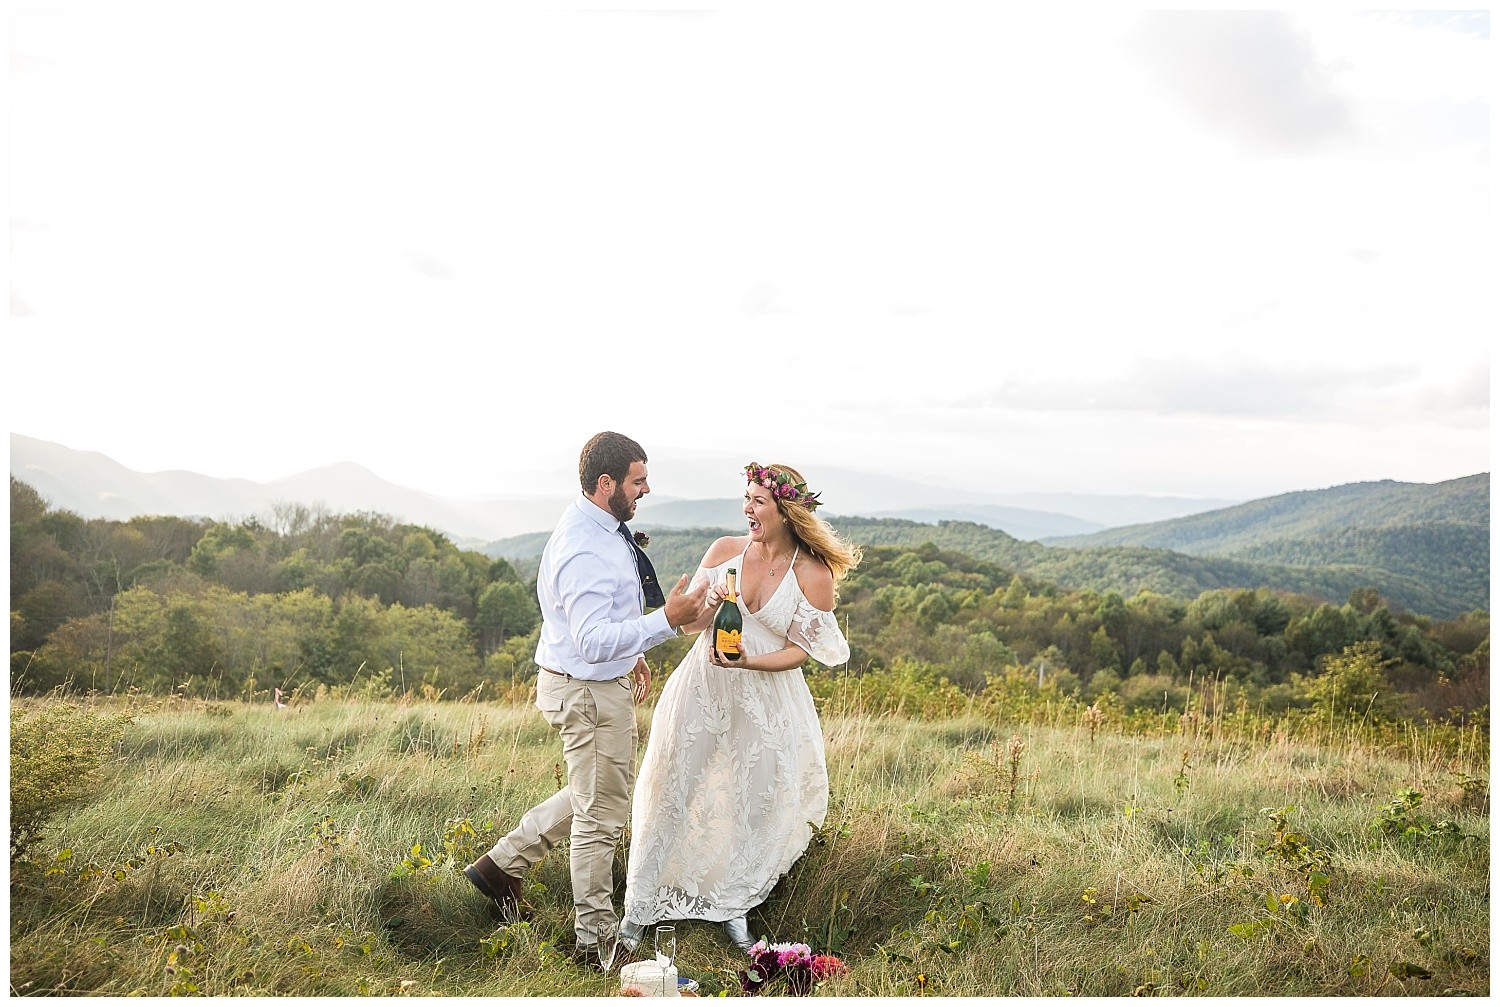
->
[[663, 574, 709, 629], [630, 657, 651, 704]]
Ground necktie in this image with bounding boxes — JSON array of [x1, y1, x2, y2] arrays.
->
[[619, 522, 666, 610]]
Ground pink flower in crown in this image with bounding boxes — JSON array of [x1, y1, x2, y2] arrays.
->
[[744, 461, 822, 511]]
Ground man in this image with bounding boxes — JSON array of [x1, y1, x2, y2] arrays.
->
[[465, 431, 707, 971]]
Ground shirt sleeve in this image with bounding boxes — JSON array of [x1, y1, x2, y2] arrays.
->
[[787, 597, 850, 667], [555, 547, 675, 665]]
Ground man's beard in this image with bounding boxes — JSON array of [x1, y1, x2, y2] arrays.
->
[[608, 484, 635, 522]]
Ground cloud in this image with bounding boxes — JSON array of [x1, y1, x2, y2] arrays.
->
[[739, 280, 793, 317], [1130, 11, 1356, 153], [959, 356, 1487, 427], [1394, 10, 1489, 41], [407, 251, 455, 280], [1416, 367, 1490, 418]]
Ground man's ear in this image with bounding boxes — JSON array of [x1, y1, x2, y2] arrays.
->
[[593, 473, 615, 497]]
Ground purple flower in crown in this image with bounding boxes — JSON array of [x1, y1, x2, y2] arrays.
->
[[743, 462, 823, 511]]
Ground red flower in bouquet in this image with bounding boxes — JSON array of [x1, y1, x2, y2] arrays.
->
[[811, 954, 850, 980], [739, 941, 846, 996]]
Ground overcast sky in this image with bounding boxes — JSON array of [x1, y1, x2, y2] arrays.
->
[[8, 4, 1491, 505]]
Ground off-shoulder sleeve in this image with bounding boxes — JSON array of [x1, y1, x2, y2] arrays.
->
[[688, 564, 712, 594], [788, 597, 849, 666]]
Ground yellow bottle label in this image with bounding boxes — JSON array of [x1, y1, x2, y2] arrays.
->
[[715, 627, 742, 657]]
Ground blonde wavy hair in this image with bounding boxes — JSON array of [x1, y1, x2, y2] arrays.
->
[[756, 463, 862, 584]]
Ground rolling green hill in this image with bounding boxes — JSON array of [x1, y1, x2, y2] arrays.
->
[[483, 507, 1486, 619], [1044, 474, 1487, 553], [1033, 474, 1488, 616], [830, 517, 1479, 618]]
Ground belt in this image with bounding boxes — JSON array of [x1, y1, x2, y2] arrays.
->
[[540, 667, 625, 682]]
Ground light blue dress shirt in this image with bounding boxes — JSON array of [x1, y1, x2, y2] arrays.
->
[[533, 496, 677, 681]]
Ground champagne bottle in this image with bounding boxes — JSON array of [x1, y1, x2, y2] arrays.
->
[[712, 568, 743, 661]]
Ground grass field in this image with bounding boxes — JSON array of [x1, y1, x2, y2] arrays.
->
[[8, 693, 1490, 996]]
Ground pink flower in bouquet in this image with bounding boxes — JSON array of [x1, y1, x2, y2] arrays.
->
[[740, 940, 839, 996]]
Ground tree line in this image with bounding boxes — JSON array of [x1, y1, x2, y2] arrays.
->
[[833, 541, 1487, 722], [11, 479, 538, 699], [9, 478, 1489, 724]]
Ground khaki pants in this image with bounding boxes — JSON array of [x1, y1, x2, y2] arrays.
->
[[487, 672, 637, 943]]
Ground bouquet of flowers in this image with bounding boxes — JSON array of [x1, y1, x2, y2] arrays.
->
[[738, 941, 849, 996]]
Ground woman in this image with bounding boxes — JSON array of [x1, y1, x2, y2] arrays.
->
[[620, 462, 861, 952]]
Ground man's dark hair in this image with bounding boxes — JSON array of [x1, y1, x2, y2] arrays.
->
[[579, 431, 647, 495]]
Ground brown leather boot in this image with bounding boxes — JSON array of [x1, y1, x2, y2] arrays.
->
[[464, 854, 525, 922]]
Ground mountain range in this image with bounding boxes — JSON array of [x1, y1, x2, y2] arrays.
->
[[10, 435, 1487, 619], [484, 475, 1490, 620], [9, 434, 1237, 543]]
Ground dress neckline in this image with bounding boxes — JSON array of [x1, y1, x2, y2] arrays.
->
[[736, 543, 798, 618]]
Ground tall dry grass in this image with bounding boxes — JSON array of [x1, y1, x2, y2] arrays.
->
[[8, 692, 1489, 996]]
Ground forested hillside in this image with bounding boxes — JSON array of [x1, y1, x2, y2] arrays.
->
[[491, 512, 1486, 620], [10, 477, 1488, 725], [1035, 475, 1488, 618], [1046, 474, 1487, 550]]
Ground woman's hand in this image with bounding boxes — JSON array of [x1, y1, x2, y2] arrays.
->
[[709, 644, 809, 674], [704, 584, 725, 612], [707, 643, 748, 670]]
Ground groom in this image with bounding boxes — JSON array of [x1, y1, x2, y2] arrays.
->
[[465, 431, 707, 970]]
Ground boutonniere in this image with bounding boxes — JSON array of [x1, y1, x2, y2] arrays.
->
[[633, 531, 650, 549]]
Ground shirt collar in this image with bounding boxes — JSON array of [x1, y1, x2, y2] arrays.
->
[[576, 494, 625, 533]]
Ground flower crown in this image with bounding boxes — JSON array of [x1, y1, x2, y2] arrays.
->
[[744, 463, 822, 511]]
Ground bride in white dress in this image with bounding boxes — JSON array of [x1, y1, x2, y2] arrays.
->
[[620, 463, 862, 952]]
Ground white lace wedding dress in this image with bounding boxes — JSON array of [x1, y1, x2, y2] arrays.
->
[[622, 550, 850, 926]]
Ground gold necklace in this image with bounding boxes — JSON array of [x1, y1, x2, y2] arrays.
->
[[760, 542, 794, 576]]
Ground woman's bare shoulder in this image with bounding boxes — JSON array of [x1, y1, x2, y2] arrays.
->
[[792, 553, 836, 610], [700, 535, 750, 568]]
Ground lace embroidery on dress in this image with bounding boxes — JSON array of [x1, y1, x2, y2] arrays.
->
[[788, 601, 849, 666], [621, 551, 848, 927]]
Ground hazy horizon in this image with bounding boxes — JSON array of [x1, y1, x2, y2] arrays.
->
[[13, 430, 1484, 514]]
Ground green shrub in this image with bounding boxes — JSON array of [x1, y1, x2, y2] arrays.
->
[[9, 704, 129, 862]]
